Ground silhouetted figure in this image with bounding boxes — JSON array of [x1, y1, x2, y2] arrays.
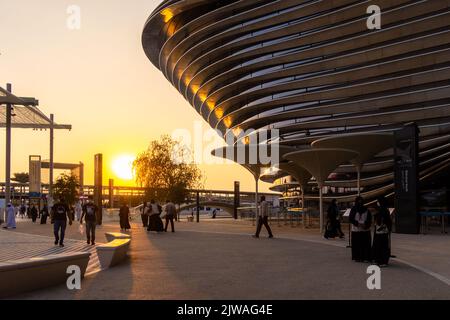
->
[[254, 196, 273, 238], [164, 200, 176, 232], [30, 205, 38, 223], [372, 196, 392, 266], [19, 204, 26, 219], [119, 204, 131, 231], [40, 205, 49, 224], [141, 202, 149, 227], [349, 196, 372, 262], [81, 200, 98, 245], [51, 197, 72, 247], [324, 199, 344, 239]]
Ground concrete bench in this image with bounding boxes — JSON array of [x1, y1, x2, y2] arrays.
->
[[0, 252, 90, 298], [96, 239, 131, 269], [105, 232, 131, 242]]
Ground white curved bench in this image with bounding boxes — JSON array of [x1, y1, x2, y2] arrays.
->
[[96, 238, 131, 269], [0, 252, 90, 298], [105, 232, 131, 242]]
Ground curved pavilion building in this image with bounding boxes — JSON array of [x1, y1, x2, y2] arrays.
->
[[143, 0, 450, 208]]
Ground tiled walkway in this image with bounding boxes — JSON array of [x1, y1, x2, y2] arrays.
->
[[0, 230, 101, 275]]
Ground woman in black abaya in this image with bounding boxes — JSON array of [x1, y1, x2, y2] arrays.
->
[[349, 196, 372, 262], [372, 196, 392, 266]]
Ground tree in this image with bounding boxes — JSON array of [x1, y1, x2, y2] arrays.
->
[[133, 135, 203, 203], [53, 173, 80, 206], [12, 172, 29, 184]]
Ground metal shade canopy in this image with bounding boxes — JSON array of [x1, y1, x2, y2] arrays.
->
[[278, 162, 312, 225], [260, 169, 289, 184], [283, 148, 359, 233], [212, 144, 294, 231], [311, 133, 394, 194]]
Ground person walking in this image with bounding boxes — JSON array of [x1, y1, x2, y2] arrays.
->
[[75, 200, 83, 222], [324, 199, 344, 239], [164, 199, 176, 232], [372, 196, 392, 267], [51, 197, 72, 247], [40, 204, 49, 224], [80, 200, 98, 245], [3, 203, 16, 229], [349, 196, 372, 262], [119, 203, 131, 231], [30, 204, 38, 223], [19, 203, 26, 219], [253, 196, 274, 238]]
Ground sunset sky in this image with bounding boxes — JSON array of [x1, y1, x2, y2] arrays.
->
[[0, 0, 273, 192]]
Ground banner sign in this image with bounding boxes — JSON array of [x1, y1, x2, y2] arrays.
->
[[29, 155, 42, 197]]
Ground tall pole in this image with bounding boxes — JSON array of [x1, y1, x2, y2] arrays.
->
[[357, 166, 361, 196], [196, 191, 200, 223], [254, 174, 259, 230], [301, 187, 306, 228], [319, 185, 324, 234], [5, 83, 12, 206], [49, 114, 54, 198]]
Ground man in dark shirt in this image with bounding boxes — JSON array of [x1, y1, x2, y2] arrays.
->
[[51, 197, 72, 247], [81, 200, 98, 245]]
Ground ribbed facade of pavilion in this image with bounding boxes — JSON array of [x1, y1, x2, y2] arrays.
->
[[143, 0, 450, 205]]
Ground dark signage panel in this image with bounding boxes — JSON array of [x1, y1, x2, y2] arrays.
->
[[394, 124, 420, 234], [234, 181, 240, 220]]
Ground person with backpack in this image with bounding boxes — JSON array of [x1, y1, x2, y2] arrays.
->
[[80, 199, 98, 245], [51, 197, 73, 247]]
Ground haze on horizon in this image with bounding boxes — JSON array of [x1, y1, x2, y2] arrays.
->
[[0, 0, 273, 193]]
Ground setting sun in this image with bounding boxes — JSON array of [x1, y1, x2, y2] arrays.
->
[[111, 155, 135, 180]]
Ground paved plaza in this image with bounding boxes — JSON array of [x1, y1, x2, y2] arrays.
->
[[2, 218, 449, 300]]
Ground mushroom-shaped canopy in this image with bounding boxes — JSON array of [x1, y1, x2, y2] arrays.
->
[[283, 148, 359, 186], [278, 162, 312, 189], [211, 144, 296, 178], [311, 133, 394, 168]]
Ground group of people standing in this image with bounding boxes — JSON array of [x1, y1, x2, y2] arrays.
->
[[140, 199, 177, 233], [349, 196, 392, 266], [324, 196, 392, 266]]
